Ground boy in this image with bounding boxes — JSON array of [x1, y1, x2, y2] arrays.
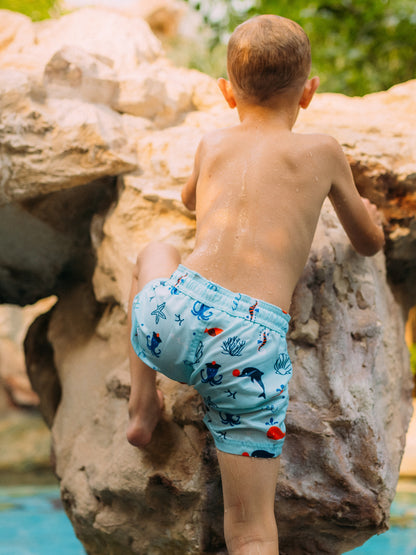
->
[[127, 14, 384, 554]]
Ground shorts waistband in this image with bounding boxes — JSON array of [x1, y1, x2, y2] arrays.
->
[[168, 264, 290, 334]]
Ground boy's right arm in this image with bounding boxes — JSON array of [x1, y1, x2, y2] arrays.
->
[[327, 137, 385, 256]]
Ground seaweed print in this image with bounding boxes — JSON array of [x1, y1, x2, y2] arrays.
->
[[219, 413, 241, 427], [221, 336, 247, 356], [194, 341, 204, 364], [200, 361, 223, 386], [274, 354, 292, 375], [175, 314, 184, 326], [191, 301, 213, 321], [184, 341, 204, 370]]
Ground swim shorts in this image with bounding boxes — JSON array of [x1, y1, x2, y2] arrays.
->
[[131, 264, 292, 458]]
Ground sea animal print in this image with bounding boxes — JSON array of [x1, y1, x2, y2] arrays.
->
[[233, 367, 266, 399], [221, 336, 246, 356], [146, 332, 162, 357], [274, 353, 292, 375], [204, 327, 223, 336], [248, 301, 259, 321], [151, 302, 167, 324], [191, 301, 213, 321], [219, 413, 241, 427], [200, 361, 223, 386], [257, 329, 269, 351]]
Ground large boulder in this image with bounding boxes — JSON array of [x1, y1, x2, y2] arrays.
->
[[0, 7, 413, 554]]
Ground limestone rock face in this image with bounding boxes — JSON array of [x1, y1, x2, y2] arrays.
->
[[1, 7, 415, 555]]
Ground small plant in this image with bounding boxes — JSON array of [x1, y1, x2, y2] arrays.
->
[[0, 0, 61, 21]]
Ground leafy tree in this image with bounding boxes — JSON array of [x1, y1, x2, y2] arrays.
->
[[185, 0, 416, 95], [0, 0, 61, 21]]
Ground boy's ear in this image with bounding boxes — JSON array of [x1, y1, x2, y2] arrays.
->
[[299, 76, 320, 109], [217, 78, 237, 109]]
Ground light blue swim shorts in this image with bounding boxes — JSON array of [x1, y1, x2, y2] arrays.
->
[[131, 265, 292, 458]]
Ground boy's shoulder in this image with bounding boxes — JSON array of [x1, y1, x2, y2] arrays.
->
[[293, 132, 346, 162]]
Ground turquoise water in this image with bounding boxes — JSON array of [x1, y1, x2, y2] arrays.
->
[[349, 483, 416, 554], [0, 485, 86, 555], [0, 482, 415, 554]]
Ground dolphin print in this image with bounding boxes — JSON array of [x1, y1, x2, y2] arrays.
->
[[239, 367, 266, 398]]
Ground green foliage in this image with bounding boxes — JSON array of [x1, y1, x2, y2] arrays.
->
[[184, 0, 416, 96], [0, 0, 61, 21], [410, 344, 416, 376]]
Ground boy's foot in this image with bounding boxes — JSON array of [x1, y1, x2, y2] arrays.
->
[[126, 389, 165, 447]]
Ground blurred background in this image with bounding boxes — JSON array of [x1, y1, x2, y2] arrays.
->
[[0, 0, 416, 96]]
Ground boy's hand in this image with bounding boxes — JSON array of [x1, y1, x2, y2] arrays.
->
[[361, 197, 383, 228]]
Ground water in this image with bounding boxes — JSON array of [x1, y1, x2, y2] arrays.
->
[[0, 485, 86, 555], [0, 481, 415, 554], [349, 480, 416, 554]]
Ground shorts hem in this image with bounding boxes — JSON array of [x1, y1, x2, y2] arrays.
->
[[207, 425, 285, 458]]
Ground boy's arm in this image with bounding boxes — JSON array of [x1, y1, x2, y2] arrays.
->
[[181, 141, 202, 211], [327, 138, 385, 256]]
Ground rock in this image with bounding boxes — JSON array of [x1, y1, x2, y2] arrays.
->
[[279, 202, 413, 553], [112, 62, 195, 126], [0, 178, 117, 305], [0, 7, 414, 553], [0, 92, 136, 204], [296, 82, 416, 309], [44, 46, 119, 106], [0, 10, 35, 57], [63, 0, 186, 38], [36, 8, 162, 74], [0, 299, 55, 409]]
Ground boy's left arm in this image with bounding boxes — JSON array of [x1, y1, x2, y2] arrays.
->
[[181, 141, 202, 211]]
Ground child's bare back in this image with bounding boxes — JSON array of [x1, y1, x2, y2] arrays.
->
[[183, 117, 383, 312]]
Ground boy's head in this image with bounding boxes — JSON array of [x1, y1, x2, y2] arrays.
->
[[227, 15, 311, 104]]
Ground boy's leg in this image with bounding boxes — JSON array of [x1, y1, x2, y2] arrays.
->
[[126, 241, 181, 447], [217, 450, 280, 555]]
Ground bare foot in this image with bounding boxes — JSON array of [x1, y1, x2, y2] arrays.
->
[[126, 389, 164, 447]]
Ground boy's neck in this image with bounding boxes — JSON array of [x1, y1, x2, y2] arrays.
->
[[236, 101, 300, 131]]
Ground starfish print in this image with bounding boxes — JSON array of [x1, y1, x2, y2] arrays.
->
[[175, 314, 184, 326], [151, 302, 167, 324]]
